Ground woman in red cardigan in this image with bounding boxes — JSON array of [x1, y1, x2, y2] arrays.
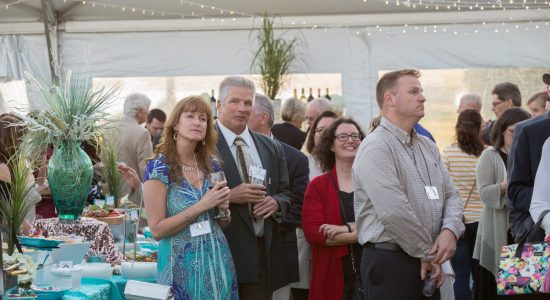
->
[[303, 118, 366, 300]]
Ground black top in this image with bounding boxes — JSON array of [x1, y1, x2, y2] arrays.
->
[[271, 122, 307, 151], [339, 191, 362, 294], [499, 151, 508, 170]]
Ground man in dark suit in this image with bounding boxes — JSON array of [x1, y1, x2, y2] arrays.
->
[[508, 73, 550, 242], [215, 76, 292, 299], [248, 93, 310, 300]]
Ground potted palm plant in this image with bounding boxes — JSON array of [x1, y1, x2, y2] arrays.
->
[[18, 72, 118, 220], [251, 13, 301, 100]]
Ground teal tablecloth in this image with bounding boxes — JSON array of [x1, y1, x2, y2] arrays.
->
[[61, 276, 155, 300]]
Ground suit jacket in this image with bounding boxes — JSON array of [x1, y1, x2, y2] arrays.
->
[[508, 117, 550, 242], [271, 122, 307, 151], [115, 116, 153, 202], [277, 140, 309, 284], [216, 124, 292, 291]]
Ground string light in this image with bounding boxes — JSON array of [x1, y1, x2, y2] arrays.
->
[[372, 0, 550, 11], [0, 0, 29, 10]]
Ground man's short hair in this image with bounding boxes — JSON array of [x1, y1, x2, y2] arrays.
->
[[492, 82, 521, 107], [147, 108, 167, 124], [376, 69, 421, 109], [281, 97, 306, 122], [123, 93, 151, 117], [527, 91, 550, 106], [253, 93, 275, 127], [218, 76, 256, 103]]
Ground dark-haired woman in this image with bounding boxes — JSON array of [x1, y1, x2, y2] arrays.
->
[[302, 118, 365, 300], [304, 110, 338, 180], [473, 108, 530, 300], [441, 110, 485, 300], [143, 96, 238, 299]]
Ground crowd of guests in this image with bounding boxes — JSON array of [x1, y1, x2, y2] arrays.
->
[[2, 69, 550, 300]]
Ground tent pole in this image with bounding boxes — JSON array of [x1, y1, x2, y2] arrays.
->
[[40, 0, 59, 84]]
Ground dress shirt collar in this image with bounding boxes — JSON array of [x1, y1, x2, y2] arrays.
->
[[217, 120, 254, 147], [379, 116, 418, 145]]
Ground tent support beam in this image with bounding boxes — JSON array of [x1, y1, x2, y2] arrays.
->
[[40, 0, 59, 83]]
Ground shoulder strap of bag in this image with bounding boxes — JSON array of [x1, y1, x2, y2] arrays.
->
[[463, 179, 477, 209], [515, 209, 550, 258], [328, 172, 359, 276]]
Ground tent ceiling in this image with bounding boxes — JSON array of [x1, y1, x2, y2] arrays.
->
[[0, 0, 540, 23]]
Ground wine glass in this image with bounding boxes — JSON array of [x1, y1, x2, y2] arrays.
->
[[207, 171, 227, 219], [248, 169, 267, 220]]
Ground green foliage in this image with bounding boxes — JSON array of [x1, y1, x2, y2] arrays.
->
[[251, 13, 301, 100], [99, 137, 122, 207], [0, 154, 36, 255], [18, 71, 119, 159]]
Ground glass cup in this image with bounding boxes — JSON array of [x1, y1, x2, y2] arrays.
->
[[207, 171, 227, 219]]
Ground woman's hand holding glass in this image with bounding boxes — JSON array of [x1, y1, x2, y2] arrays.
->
[[207, 172, 231, 218], [200, 180, 230, 213]]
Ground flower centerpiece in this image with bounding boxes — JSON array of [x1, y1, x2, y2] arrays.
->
[[18, 72, 118, 220]]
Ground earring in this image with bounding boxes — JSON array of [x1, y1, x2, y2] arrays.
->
[[173, 131, 179, 141], [202, 139, 206, 146]]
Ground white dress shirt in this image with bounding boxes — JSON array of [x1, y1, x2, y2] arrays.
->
[[530, 137, 550, 235]]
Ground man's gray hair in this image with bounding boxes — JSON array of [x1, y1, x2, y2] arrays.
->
[[460, 93, 482, 109], [123, 93, 151, 117], [253, 93, 275, 128], [218, 76, 256, 103], [281, 97, 306, 122], [308, 98, 332, 114]]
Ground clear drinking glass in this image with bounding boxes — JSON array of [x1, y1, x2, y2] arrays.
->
[[207, 171, 227, 219]]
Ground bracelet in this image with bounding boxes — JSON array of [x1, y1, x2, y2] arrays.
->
[[344, 223, 352, 233], [219, 209, 231, 221]]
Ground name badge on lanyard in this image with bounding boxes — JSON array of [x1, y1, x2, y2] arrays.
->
[[190, 220, 212, 237], [425, 186, 440, 200]]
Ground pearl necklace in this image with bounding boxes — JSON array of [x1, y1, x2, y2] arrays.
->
[[180, 153, 202, 192]]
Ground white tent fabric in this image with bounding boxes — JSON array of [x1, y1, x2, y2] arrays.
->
[[0, 35, 50, 82], [57, 24, 550, 127]]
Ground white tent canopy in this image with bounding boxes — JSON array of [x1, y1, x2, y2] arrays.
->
[[1, 0, 550, 126]]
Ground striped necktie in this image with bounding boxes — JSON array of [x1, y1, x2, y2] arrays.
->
[[234, 136, 250, 183]]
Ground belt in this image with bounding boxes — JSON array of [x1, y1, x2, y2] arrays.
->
[[364, 242, 405, 254]]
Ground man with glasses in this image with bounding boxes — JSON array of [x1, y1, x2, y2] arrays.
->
[[353, 69, 464, 299], [508, 71, 550, 243], [482, 82, 522, 145]]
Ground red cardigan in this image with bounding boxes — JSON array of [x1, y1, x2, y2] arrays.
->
[[302, 167, 349, 300]]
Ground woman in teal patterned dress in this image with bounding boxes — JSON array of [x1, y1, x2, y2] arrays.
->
[[143, 96, 239, 300]]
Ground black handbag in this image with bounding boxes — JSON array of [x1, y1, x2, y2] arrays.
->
[[328, 173, 365, 300]]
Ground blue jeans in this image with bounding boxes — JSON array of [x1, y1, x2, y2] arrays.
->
[[451, 222, 479, 300]]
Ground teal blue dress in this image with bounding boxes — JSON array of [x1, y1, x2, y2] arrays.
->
[[144, 155, 239, 300]]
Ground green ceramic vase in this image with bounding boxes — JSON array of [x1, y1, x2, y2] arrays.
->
[[48, 141, 93, 220]]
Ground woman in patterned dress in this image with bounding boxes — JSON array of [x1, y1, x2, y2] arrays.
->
[[143, 96, 239, 300]]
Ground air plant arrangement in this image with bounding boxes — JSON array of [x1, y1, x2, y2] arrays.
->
[[251, 13, 302, 100], [17, 71, 120, 220]]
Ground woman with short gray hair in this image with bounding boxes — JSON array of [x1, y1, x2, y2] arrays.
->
[[272, 98, 307, 150]]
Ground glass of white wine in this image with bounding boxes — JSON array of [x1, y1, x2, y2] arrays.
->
[[207, 171, 227, 219]]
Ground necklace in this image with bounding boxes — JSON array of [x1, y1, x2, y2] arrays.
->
[[180, 153, 202, 192]]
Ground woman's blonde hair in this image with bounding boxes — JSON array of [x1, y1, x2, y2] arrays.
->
[[155, 96, 219, 183]]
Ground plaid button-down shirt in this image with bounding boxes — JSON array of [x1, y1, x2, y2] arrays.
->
[[353, 116, 464, 262]]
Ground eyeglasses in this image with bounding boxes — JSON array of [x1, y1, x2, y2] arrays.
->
[[491, 100, 508, 107], [335, 133, 361, 142]]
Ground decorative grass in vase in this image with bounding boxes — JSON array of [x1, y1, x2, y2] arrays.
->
[[251, 13, 301, 100], [18, 71, 119, 220], [99, 137, 122, 208], [0, 154, 36, 255]]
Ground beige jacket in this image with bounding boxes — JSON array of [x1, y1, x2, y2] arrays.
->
[[114, 116, 153, 203]]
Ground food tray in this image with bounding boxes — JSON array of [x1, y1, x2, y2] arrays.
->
[[93, 214, 125, 225], [18, 236, 64, 249]]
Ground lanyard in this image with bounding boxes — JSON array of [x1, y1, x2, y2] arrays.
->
[[380, 125, 432, 186]]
